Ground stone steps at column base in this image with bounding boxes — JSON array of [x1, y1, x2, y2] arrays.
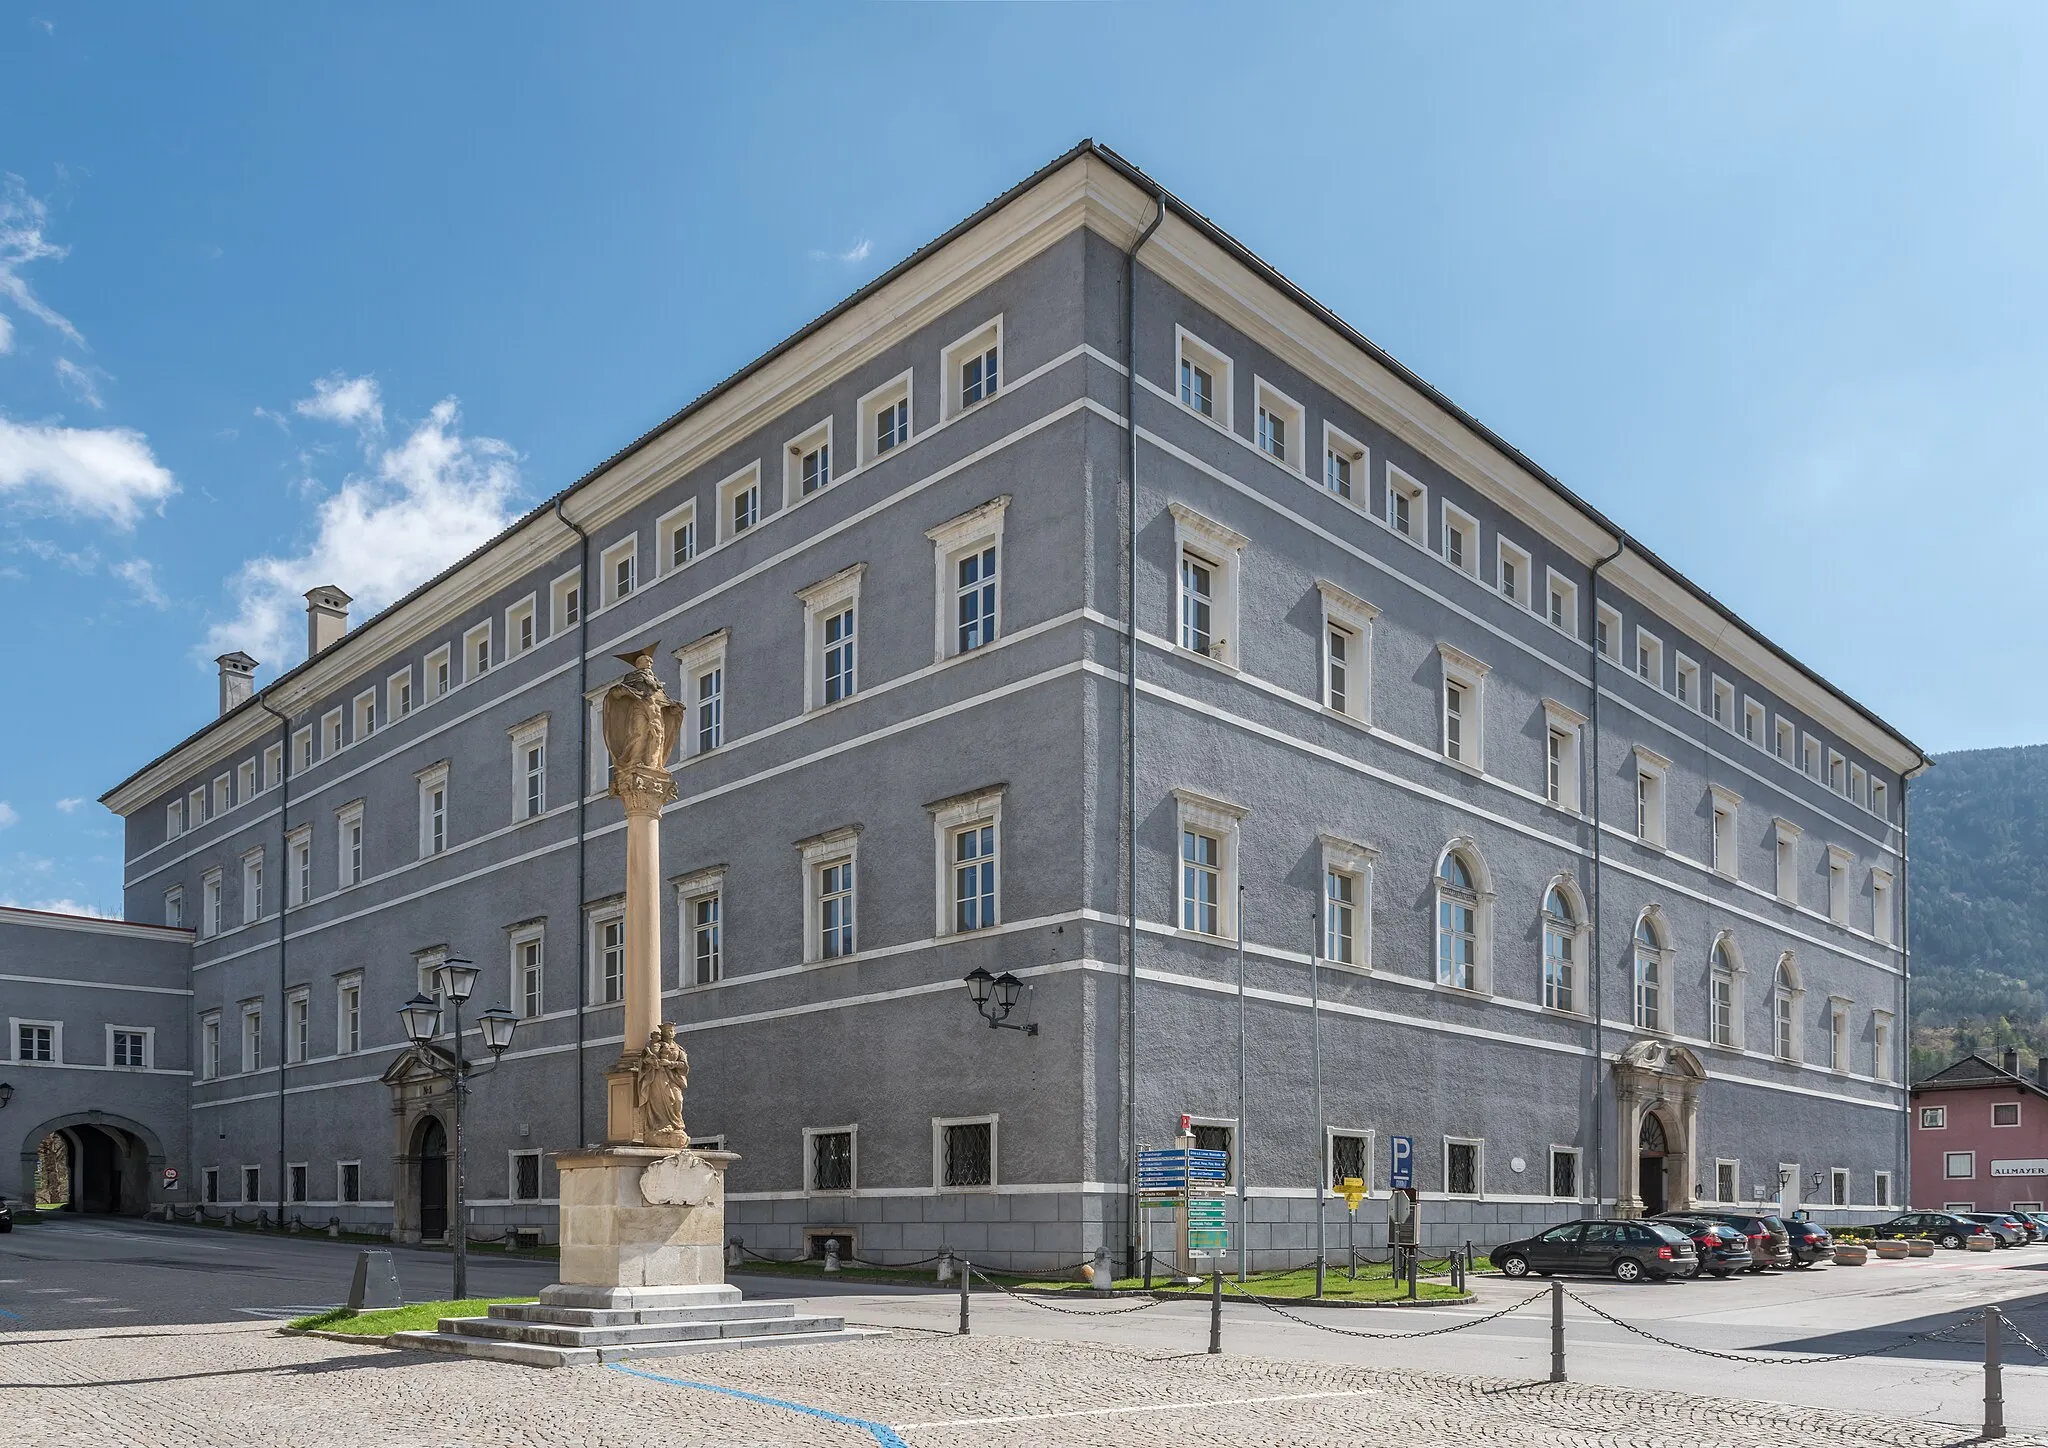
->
[[388, 1324, 883, 1369], [439, 1310, 847, 1347]]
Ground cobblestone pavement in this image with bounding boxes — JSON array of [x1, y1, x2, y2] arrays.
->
[[5, 1319, 2041, 1448]]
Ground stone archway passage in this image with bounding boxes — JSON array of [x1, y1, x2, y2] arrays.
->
[[17, 1114, 165, 1216]]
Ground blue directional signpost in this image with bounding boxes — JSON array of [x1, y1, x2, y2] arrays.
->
[[1137, 1144, 1230, 1271]]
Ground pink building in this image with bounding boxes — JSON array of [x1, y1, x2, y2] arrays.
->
[[1911, 1050, 2048, 1212]]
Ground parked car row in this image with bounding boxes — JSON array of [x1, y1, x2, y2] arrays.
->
[[1870, 1211, 2048, 1247], [1491, 1209, 1825, 1283]]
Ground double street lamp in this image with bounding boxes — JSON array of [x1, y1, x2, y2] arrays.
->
[[398, 956, 517, 1301], [961, 965, 1037, 1035]]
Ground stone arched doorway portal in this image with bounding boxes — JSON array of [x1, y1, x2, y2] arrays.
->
[[382, 1042, 459, 1244], [1613, 1039, 1705, 1218], [415, 1116, 449, 1242]]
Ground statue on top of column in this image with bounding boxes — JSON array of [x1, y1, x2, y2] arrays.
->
[[601, 646, 684, 805]]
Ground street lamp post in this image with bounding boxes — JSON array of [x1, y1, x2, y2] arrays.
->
[[398, 957, 517, 1302]]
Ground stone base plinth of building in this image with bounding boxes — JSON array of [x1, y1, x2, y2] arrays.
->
[[555, 1145, 736, 1289]]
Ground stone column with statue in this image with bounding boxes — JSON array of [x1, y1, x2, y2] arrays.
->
[[547, 646, 739, 1303]]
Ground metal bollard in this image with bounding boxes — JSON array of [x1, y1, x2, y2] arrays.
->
[[1208, 1270, 1223, 1354], [1407, 1249, 1418, 1300], [1451, 1248, 1464, 1293], [823, 1239, 841, 1273], [936, 1248, 953, 1284], [726, 1237, 743, 1269], [1315, 1251, 1326, 1300], [1142, 1250, 1154, 1291], [958, 1257, 971, 1336], [1549, 1280, 1566, 1382], [1092, 1245, 1114, 1294], [1985, 1309, 2006, 1439]]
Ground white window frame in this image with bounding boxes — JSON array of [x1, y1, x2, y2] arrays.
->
[[1772, 954, 1803, 1062], [1715, 1158, 1741, 1203], [509, 1148, 546, 1203], [1632, 909, 1669, 1033], [1440, 500, 1479, 578], [1540, 875, 1585, 1014], [1872, 868, 1895, 944], [1438, 643, 1489, 771], [655, 500, 698, 577], [166, 798, 184, 838], [1828, 748, 1847, 795], [240, 847, 265, 925], [1828, 996, 1851, 1073], [783, 417, 834, 505], [262, 742, 283, 790], [1252, 375, 1305, 474], [803, 1124, 859, 1194], [1827, 844, 1853, 925], [1320, 421, 1368, 510], [1326, 1127, 1376, 1196], [673, 866, 724, 987], [337, 801, 365, 888], [1873, 1009, 1893, 1082], [1634, 626, 1663, 689], [1945, 1151, 1976, 1180], [940, 315, 1003, 421], [600, 535, 639, 608], [1549, 1145, 1584, 1201], [336, 974, 362, 1056], [14, 1017, 61, 1064], [1541, 698, 1587, 812], [1773, 817, 1802, 903], [1384, 463, 1427, 546], [1545, 569, 1579, 638], [506, 594, 538, 657], [858, 369, 914, 464], [931, 1113, 999, 1193], [417, 762, 450, 858], [509, 922, 545, 1021], [1318, 834, 1376, 971], [463, 621, 493, 683], [1708, 935, 1745, 1050], [1496, 537, 1532, 609], [339, 1160, 362, 1203], [798, 564, 865, 711], [1317, 581, 1378, 723], [1442, 1136, 1484, 1199], [387, 666, 415, 723], [1871, 780, 1889, 820], [200, 1013, 219, 1080], [1742, 697, 1766, 748], [1633, 744, 1670, 848], [510, 715, 548, 820], [1774, 716, 1796, 763], [675, 629, 729, 757], [213, 772, 231, 816], [352, 688, 377, 742], [1433, 839, 1494, 994], [321, 709, 343, 760], [1709, 784, 1740, 878], [164, 884, 184, 928], [1594, 601, 1622, 663], [1874, 1170, 1893, 1208], [931, 786, 1004, 937], [587, 900, 626, 1005], [1674, 654, 1700, 710], [1802, 734, 1822, 779], [201, 868, 223, 938], [285, 988, 309, 1065], [716, 462, 763, 542], [1706, 676, 1733, 731], [585, 684, 615, 795], [237, 759, 257, 804], [1173, 788, 1246, 939], [426, 645, 453, 701], [800, 826, 861, 965], [927, 495, 1009, 662], [550, 568, 582, 634], [287, 826, 312, 907], [1173, 325, 1233, 429], [106, 1023, 154, 1070], [240, 1000, 263, 1074], [1169, 502, 1246, 669]]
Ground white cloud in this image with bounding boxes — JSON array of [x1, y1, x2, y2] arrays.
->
[[55, 356, 104, 408], [113, 557, 167, 607], [0, 417, 176, 526], [0, 800, 17, 828], [809, 237, 873, 264], [0, 174, 81, 348], [54, 797, 84, 812], [207, 388, 521, 669], [294, 373, 384, 435], [2, 897, 116, 919]]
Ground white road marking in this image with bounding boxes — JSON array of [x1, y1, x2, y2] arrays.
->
[[892, 1387, 1387, 1428]]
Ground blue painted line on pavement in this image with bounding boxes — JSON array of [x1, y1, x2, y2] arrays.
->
[[0, 1307, 21, 1320], [608, 1362, 909, 1447]]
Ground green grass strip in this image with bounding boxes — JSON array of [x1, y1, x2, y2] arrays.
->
[[287, 1297, 536, 1336]]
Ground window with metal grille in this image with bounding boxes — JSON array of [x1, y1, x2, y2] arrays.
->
[[1831, 1169, 1848, 1206], [340, 1162, 359, 1202], [1330, 1133, 1366, 1188], [1717, 1161, 1737, 1202], [242, 1166, 260, 1203], [1446, 1141, 1479, 1196], [1551, 1149, 1579, 1199], [513, 1152, 542, 1201], [290, 1164, 307, 1203], [1193, 1124, 1234, 1185], [943, 1122, 993, 1188], [812, 1131, 853, 1191], [203, 1167, 219, 1204]]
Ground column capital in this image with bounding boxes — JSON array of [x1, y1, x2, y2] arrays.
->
[[611, 764, 678, 817]]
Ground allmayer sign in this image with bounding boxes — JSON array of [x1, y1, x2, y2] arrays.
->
[[1990, 1159, 2048, 1177]]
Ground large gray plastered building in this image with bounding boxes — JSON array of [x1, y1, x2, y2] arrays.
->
[[43, 142, 1925, 1269]]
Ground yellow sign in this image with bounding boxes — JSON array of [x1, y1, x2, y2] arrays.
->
[[1339, 1176, 1366, 1211]]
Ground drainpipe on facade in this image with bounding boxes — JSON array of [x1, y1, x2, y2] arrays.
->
[[1586, 534, 1627, 1213], [260, 692, 292, 1220], [1899, 760, 1928, 1204], [1121, 189, 1165, 1274], [555, 498, 593, 1146]]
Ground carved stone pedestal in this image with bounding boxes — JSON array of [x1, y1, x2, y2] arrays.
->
[[556, 1145, 737, 1289]]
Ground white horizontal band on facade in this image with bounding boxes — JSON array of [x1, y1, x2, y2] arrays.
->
[[0, 972, 194, 997]]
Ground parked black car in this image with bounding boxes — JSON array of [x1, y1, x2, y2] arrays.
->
[[1783, 1218, 1834, 1266], [1658, 1218, 1754, 1277], [2018, 1211, 2048, 1241], [1871, 1211, 1986, 1249], [0, 1196, 12, 1232], [1655, 1211, 1789, 1270], [1492, 1219, 1698, 1283]]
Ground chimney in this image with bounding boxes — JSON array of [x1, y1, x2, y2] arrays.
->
[[2037, 1058, 2048, 1091], [305, 585, 353, 658], [2002, 1047, 2020, 1076], [215, 651, 259, 716]]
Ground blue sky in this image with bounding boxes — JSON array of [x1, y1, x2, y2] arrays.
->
[[2, 4, 2043, 915]]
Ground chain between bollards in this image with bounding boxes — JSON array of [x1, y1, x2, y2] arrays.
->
[[1208, 1269, 1223, 1354], [1549, 1279, 1566, 1382], [957, 1255, 970, 1336]]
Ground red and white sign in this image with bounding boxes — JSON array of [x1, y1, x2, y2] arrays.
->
[[162, 1167, 179, 1184]]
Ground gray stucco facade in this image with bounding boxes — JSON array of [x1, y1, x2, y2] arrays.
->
[[78, 144, 1922, 1269]]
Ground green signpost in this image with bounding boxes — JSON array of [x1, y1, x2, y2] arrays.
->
[[1187, 1194, 1230, 1255]]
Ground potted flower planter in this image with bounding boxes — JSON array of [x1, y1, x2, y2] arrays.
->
[[1872, 1240, 1910, 1260], [1833, 1243, 1869, 1265], [1907, 1240, 1936, 1258]]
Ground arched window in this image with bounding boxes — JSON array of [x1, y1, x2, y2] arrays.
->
[[1633, 913, 1665, 1031], [1774, 955, 1801, 1061], [1542, 884, 1576, 1012], [1437, 852, 1479, 991], [1709, 938, 1740, 1048]]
